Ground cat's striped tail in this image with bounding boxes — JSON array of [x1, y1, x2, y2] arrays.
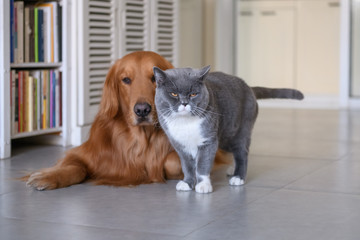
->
[[251, 87, 304, 100]]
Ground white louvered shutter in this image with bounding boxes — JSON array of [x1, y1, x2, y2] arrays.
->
[[150, 0, 178, 66], [78, 0, 178, 128], [119, 0, 150, 55], [78, 0, 116, 125]]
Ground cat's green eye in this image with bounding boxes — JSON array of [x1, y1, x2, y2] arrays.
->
[[171, 92, 178, 97], [190, 93, 197, 97]]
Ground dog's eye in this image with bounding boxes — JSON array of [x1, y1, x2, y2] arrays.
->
[[151, 75, 155, 83], [170, 92, 178, 97], [122, 77, 131, 84], [190, 93, 197, 97]]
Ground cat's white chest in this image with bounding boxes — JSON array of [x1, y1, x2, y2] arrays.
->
[[165, 114, 207, 158]]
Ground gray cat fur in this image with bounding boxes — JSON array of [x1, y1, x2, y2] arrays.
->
[[153, 66, 303, 192]]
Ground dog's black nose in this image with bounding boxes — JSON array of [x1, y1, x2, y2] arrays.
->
[[134, 103, 152, 117]]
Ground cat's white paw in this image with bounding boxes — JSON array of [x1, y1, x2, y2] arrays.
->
[[176, 181, 192, 191], [229, 176, 244, 186], [226, 166, 235, 176], [195, 181, 213, 193]]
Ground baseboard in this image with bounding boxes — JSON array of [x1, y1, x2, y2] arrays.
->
[[69, 124, 91, 146], [349, 98, 360, 109], [13, 133, 65, 146]]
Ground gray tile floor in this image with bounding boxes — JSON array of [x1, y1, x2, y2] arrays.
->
[[1, 108, 360, 240]]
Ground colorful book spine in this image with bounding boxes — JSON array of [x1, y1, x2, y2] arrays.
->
[[29, 6, 35, 62], [34, 8, 38, 62], [16, 2, 24, 63], [59, 72, 62, 127], [24, 7, 30, 63], [47, 70, 50, 128], [55, 71, 60, 127], [49, 70, 53, 128], [37, 71, 41, 130], [15, 72, 19, 133], [38, 9, 44, 63], [28, 76, 34, 132], [10, 0, 14, 63], [33, 76, 38, 131], [42, 70, 47, 129], [23, 71, 28, 132], [53, 71, 56, 128], [18, 71, 23, 132], [11, 71, 15, 135], [14, 3, 18, 63]]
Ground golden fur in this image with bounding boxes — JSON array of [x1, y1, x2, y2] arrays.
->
[[25, 51, 183, 190]]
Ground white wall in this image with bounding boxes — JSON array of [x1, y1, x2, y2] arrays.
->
[[178, 0, 235, 73], [178, 0, 203, 68]]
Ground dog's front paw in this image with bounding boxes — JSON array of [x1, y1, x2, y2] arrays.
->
[[229, 176, 244, 186], [26, 171, 57, 191], [176, 181, 192, 191], [195, 181, 213, 193]]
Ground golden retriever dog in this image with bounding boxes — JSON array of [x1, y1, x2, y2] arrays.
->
[[25, 51, 185, 190]]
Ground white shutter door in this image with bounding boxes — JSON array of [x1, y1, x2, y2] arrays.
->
[[150, 0, 178, 66], [119, 0, 150, 56], [79, 0, 115, 126]]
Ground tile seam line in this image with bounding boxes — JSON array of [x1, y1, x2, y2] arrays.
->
[[0, 216, 182, 238]]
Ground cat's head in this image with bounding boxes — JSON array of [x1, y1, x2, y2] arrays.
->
[[153, 66, 211, 117]]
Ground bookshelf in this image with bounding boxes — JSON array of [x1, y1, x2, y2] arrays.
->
[[11, 63, 62, 68], [0, 0, 70, 159], [1, 0, 178, 159]]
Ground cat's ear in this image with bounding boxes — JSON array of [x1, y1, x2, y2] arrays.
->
[[198, 65, 211, 81], [153, 67, 167, 86]]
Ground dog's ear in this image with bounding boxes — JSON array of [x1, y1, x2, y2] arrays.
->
[[99, 60, 121, 118], [153, 67, 168, 86]]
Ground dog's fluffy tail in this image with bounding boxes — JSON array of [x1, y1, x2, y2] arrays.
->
[[252, 87, 304, 100]]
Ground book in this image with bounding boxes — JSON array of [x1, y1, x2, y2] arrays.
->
[[10, 0, 14, 63], [31, 70, 41, 130], [38, 9, 44, 62], [52, 2, 59, 63], [47, 70, 50, 128], [28, 76, 34, 132], [14, 71, 19, 134], [24, 6, 30, 62], [49, 70, 53, 127], [55, 70, 60, 127], [59, 71, 62, 127], [16, 2, 24, 63], [23, 71, 28, 132], [18, 71, 23, 132], [29, 6, 35, 62], [38, 71, 42, 129], [11, 71, 16, 135], [42, 70, 47, 129], [34, 7, 38, 62], [58, 4, 62, 62], [14, 3, 18, 64], [43, 10, 49, 63], [53, 70, 56, 128], [33, 76, 38, 130], [38, 3, 55, 62]]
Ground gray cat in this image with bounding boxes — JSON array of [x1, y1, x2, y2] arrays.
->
[[153, 66, 303, 193]]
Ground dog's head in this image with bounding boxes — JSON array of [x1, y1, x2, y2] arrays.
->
[[100, 51, 174, 126]]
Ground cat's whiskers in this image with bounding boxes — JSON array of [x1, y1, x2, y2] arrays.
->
[[191, 106, 221, 124], [193, 106, 222, 116]]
